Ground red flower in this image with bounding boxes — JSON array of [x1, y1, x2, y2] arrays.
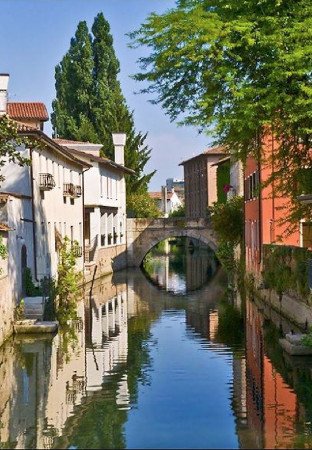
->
[[223, 184, 233, 193]]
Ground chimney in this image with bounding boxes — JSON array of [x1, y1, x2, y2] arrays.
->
[[0, 74, 9, 115], [112, 133, 126, 166]]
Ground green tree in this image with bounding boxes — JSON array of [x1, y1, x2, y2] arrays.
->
[[52, 13, 155, 213], [130, 0, 312, 225], [127, 191, 160, 218], [51, 21, 96, 142], [0, 115, 30, 184]]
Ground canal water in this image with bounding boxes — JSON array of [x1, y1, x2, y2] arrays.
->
[[1, 238, 312, 449]]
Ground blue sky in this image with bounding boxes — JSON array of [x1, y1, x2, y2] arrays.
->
[[0, 0, 209, 190]]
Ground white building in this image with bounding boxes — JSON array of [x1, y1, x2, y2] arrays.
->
[[0, 74, 90, 288], [149, 188, 182, 216], [54, 134, 134, 279]]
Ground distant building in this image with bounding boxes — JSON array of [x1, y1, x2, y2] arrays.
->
[[180, 146, 227, 219], [166, 178, 184, 203], [149, 189, 182, 216]]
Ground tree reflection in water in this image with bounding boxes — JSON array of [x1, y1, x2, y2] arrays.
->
[[2, 259, 312, 448]]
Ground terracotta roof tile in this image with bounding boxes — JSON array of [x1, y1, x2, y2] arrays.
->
[[54, 138, 94, 145], [149, 191, 173, 200], [179, 145, 227, 165], [7, 102, 49, 121], [203, 145, 227, 155], [0, 222, 12, 231]]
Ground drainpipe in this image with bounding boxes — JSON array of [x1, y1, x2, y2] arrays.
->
[[30, 147, 39, 282], [82, 167, 89, 271], [258, 158, 262, 267], [271, 128, 275, 243]]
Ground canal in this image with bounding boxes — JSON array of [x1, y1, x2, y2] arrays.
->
[[1, 238, 312, 448]]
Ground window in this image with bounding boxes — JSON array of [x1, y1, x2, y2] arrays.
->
[[58, 164, 61, 188], [302, 222, 312, 248]]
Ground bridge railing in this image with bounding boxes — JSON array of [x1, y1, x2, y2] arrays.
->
[[127, 217, 210, 230]]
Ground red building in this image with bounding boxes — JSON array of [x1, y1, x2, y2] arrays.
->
[[244, 131, 312, 272]]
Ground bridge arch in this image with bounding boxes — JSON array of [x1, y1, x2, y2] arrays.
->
[[126, 218, 218, 267]]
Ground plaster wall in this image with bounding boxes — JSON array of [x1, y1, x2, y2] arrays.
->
[[31, 147, 84, 278]]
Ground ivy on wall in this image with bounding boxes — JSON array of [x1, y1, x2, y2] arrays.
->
[[216, 160, 230, 204], [262, 244, 312, 301]]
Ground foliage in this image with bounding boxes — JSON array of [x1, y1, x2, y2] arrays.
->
[[52, 12, 155, 199], [56, 237, 83, 325], [0, 115, 30, 184], [23, 267, 42, 296], [130, 0, 312, 225], [262, 244, 312, 300], [42, 277, 57, 321], [215, 241, 236, 274], [216, 160, 230, 204], [301, 328, 312, 348], [14, 299, 24, 320], [127, 191, 160, 218], [0, 235, 7, 260], [210, 196, 244, 245], [169, 205, 185, 217], [209, 196, 243, 274]]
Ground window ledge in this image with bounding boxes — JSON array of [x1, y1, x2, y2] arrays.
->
[[297, 194, 312, 204]]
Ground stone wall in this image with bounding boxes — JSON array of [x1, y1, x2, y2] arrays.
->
[[0, 274, 14, 347], [127, 217, 217, 267], [84, 243, 127, 284]]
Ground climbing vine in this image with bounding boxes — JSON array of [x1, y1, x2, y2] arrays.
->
[[210, 196, 244, 273], [56, 236, 83, 325], [262, 244, 312, 301]]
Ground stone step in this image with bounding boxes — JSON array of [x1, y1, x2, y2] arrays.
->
[[24, 296, 44, 306]]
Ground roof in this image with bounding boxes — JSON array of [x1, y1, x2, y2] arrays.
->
[[149, 191, 174, 200], [211, 155, 231, 167], [7, 102, 49, 121], [179, 146, 227, 165], [57, 143, 135, 175], [17, 127, 92, 169], [0, 222, 12, 232]]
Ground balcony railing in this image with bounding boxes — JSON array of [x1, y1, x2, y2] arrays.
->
[[39, 173, 55, 191], [63, 183, 75, 197], [75, 185, 82, 197], [63, 183, 82, 198]]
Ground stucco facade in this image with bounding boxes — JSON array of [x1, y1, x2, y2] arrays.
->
[[0, 135, 88, 282], [55, 137, 133, 280], [244, 132, 309, 272]]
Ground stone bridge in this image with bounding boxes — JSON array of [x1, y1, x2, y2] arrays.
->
[[126, 217, 218, 267]]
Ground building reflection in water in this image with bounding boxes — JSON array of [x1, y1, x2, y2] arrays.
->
[[2, 269, 312, 448], [0, 273, 138, 449], [184, 288, 312, 449]]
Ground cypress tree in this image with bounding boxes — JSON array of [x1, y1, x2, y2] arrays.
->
[[52, 13, 155, 214], [51, 21, 97, 142]]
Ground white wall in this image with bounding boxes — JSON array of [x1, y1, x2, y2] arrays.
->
[[31, 148, 84, 278]]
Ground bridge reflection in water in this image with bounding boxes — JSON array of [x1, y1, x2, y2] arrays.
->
[[0, 268, 312, 448]]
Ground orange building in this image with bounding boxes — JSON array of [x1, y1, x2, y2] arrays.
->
[[245, 300, 299, 449], [244, 131, 311, 271]]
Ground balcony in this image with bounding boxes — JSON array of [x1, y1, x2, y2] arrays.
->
[[63, 183, 75, 197], [39, 173, 55, 191], [75, 185, 82, 197], [63, 183, 82, 198]]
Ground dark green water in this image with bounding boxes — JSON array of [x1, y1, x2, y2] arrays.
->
[[1, 241, 312, 449]]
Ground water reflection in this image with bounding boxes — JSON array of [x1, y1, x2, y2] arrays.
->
[[142, 238, 218, 294], [1, 265, 312, 448]]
